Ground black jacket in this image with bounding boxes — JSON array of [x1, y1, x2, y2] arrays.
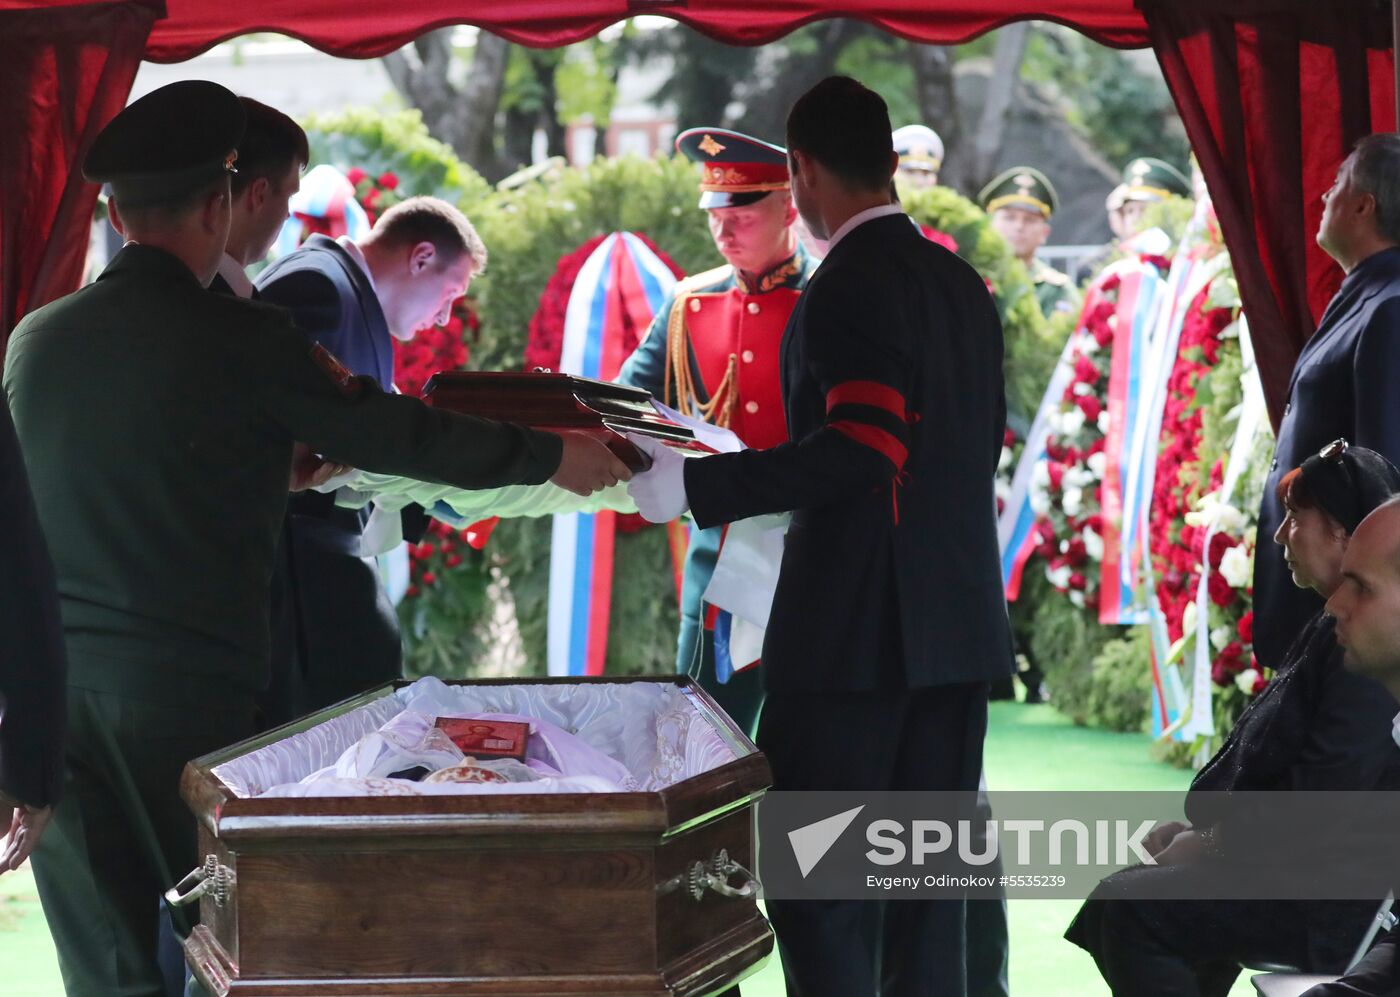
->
[[0, 396, 65, 807], [1255, 248, 1400, 669], [685, 211, 1015, 693]]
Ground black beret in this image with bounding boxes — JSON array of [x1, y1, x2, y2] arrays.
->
[[1299, 441, 1400, 535], [84, 80, 245, 208]]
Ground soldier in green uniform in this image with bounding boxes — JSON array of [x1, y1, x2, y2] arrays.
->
[[617, 127, 818, 739], [1118, 155, 1192, 234], [3, 81, 626, 996], [980, 165, 1079, 319]]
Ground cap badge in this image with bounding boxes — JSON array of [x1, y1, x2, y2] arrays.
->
[[698, 133, 727, 157]]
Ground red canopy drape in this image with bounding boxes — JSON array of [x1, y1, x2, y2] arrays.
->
[[1143, 0, 1396, 428], [130, 1, 1149, 59], [0, 0, 1393, 419], [0, 0, 161, 342]]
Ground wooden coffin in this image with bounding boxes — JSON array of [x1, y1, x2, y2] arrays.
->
[[177, 676, 773, 996], [422, 372, 715, 471]]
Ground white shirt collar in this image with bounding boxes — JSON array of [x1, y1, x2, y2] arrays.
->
[[825, 203, 906, 253], [1392, 711, 1400, 750], [216, 253, 255, 299], [337, 236, 379, 296]]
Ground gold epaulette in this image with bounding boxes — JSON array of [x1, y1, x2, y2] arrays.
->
[[662, 264, 738, 428], [672, 264, 733, 298]]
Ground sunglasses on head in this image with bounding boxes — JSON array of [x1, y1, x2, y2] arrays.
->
[[1319, 439, 1350, 462]]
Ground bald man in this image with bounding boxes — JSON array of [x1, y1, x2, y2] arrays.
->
[[1301, 498, 1400, 996]]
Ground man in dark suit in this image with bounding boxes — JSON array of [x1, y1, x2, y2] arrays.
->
[[629, 76, 1015, 997], [255, 197, 478, 719], [1255, 133, 1400, 671], [0, 396, 65, 875], [5, 80, 626, 995]]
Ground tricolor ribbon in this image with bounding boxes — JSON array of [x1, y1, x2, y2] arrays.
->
[[1097, 251, 1168, 625], [273, 164, 371, 259], [546, 234, 677, 677]]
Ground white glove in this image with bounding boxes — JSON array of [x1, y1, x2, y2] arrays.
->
[[625, 433, 690, 523]]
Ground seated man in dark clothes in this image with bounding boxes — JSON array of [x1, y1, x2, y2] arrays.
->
[[1067, 442, 1400, 996]]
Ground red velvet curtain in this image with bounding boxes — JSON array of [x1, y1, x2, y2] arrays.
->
[[1141, 0, 1396, 428], [0, 0, 162, 349], [130, 1, 1147, 60]]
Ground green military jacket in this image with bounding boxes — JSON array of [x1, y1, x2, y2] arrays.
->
[[4, 245, 561, 704], [1031, 257, 1079, 318]]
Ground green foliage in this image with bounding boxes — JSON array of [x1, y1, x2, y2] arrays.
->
[[1085, 627, 1153, 733], [834, 33, 919, 127], [470, 154, 715, 372], [1140, 196, 1199, 253], [1022, 26, 1190, 170], [301, 108, 492, 211], [898, 182, 1065, 427], [455, 155, 717, 674], [399, 548, 496, 678], [1030, 590, 1120, 726], [556, 42, 619, 125]]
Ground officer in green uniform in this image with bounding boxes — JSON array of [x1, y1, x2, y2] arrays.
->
[[3, 81, 625, 996], [979, 166, 1079, 319], [617, 127, 818, 738], [1118, 155, 1192, 235]]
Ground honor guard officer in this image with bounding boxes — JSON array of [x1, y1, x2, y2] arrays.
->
[[892, 123, 944, 188], [3, 80, 625, 996], [617, 127, 818, 738], [1118, 156, 1191, 235], [980, 166, 1080, 319]]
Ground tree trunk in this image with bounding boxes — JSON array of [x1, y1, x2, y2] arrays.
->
[[528, 51, 568, 159], [910, 43, 963, 190], [967, 23, 1030, 192], [734, 20, 863, 141], [381, 29, 511, 181]]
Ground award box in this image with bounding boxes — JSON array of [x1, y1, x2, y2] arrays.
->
[[422, 371, 715, 471], [174, 676, 772, 996]]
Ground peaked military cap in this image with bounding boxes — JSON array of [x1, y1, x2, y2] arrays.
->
[[84, 80, 245, 209], [676, 127, 789, 209], [1121, 157, 1191, 203], [892, 124, 944, 173], [979, 166, 1059, 219]]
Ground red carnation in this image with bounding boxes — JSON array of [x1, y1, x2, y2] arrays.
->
[[405, 584, 420, 599], [345, 167, 367, 185], [1076, 395, 1103, 423], [1220, 640, 1244, 663], [1082, 514, 1104, 534], [378, 171, 400, 190], [362, 187, 381, 208], [1207, 533, 1236, 570], [1068, 572, 1087, 591], [1208, 571, 1236, 607], [1251, 672, 1268, 695], [1047, 462, 1065, 491], [420, 571, 437, 586], [1100, 274, 1122, 294], [1211, 661, 1230, 687], [1237, 611, 1254, 644], [1066, 538, 1088, 567], [445, 553, 463, 568], [1003, 428, 1017, 448], [1074, 356, 1100, 384]]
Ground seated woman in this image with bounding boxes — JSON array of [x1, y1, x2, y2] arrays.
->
[[1065, 441, 1400, 997]]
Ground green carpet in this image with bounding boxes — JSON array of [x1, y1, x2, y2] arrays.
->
[[0, 702, 1262, 996]]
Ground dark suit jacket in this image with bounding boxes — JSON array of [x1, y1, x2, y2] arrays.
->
[[0, 397, 65, 807], [1254, 247, 1400, 669], [685, 211, 1015, 693], [5, 244, 559, 705], [255, 236, 405, 707]]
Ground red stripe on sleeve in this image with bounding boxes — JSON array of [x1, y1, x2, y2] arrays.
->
[[830, 420, 908, 470], [826, 380, 906, 419]]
